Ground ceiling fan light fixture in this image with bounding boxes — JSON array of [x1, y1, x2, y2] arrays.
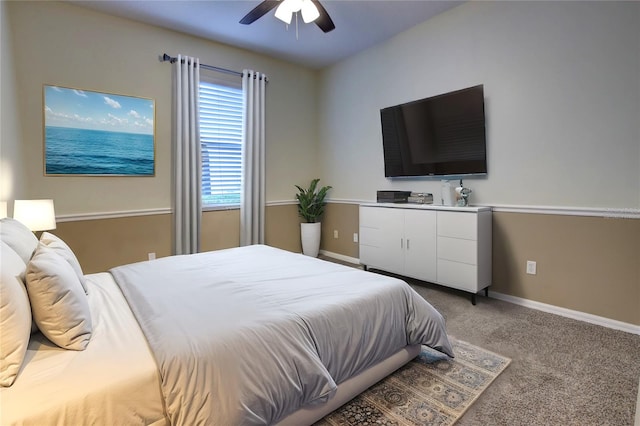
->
[[240, 0, 335, 33], [300, 0, 320, 23], [275, 0, 303, 24], [274, 3, 293, 24]]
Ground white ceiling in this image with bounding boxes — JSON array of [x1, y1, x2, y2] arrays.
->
[[71, 0, 463, 69]]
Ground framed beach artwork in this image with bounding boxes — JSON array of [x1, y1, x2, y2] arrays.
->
[[43, 85, 155, 176]]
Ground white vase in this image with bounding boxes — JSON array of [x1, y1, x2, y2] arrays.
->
[[300, 222, 321, 257]]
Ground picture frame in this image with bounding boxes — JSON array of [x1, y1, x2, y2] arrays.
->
[[43, 84, 155, 176]]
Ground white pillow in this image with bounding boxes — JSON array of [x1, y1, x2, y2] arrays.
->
[[0, 218, 38, 264], [39, 232, 88, 294], [25, 243, 92, 351], [0, 241, 32, 387]]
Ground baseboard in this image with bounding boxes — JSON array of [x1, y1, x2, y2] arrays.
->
[[318, 250, 360, 266], [489, 291, 640, 336], [320, 251, 640, 336]]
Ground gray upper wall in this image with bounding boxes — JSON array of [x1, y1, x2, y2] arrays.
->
[[318, 1, 640, 209], [2, 1, 639, 214], [1, 1, 319, 215]]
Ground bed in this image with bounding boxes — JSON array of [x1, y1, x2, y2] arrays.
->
[[0, 217, 453, 425]]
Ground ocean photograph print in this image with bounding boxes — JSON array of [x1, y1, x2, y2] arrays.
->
[[43, 85, 155, 176]]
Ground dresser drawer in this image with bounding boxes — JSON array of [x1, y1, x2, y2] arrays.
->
[[360, 206, 380, 228], [359, 226, 380, 247], [437, 259, 478, 292], [437, 236, 477, 265], [437, 211, 477, 240]]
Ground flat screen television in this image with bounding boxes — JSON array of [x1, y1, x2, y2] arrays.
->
[[380, 85, 487, 178]]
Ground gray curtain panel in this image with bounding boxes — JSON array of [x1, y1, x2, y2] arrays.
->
[[240, 70, 267, 246], [173, 55, 202, 255]]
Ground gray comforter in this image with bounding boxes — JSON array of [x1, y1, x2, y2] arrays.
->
[[110, 244, 453, 425]]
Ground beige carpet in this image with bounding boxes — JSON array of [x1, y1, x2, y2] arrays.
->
[[316, 339, 510, 426]]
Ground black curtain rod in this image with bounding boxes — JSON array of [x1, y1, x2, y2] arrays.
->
[[160, 53, 268, 81]]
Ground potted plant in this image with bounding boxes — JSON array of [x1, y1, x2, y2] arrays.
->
[[295, 178, 332, 257]]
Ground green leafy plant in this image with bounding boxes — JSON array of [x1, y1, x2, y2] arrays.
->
[[295, 178, 332, 223]]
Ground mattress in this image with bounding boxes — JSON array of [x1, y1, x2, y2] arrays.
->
[[0, 272, 167, 426]]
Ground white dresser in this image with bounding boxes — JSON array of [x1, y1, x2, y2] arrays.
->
[[359, 203, 492, 304]]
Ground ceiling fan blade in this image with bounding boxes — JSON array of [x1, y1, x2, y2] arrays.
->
[[311, 0, 335, 33], [239, 0, 280, 25]]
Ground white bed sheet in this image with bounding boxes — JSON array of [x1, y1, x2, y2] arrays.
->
[[0, 273, 167, 426]]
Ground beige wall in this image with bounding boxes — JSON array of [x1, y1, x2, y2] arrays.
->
[[56, 205, 303, 274], [55, 214, 173, 273], [3, 1, 639, 329], [201, 209, 241, 253], [492, 212, 639, 325], [265, 204, 303, 253], [320, 203, 360, 259]]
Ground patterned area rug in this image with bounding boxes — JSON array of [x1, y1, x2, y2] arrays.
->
[[316, 339, 511, 426]]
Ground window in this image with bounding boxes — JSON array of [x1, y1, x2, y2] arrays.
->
[[199, 80, 243, 207]]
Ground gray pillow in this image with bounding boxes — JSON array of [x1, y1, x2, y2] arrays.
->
[[0, 218, 38, 264], [25, 243, 92, 351], [0, 241, 32, 387], [39, 232, 88, 294]]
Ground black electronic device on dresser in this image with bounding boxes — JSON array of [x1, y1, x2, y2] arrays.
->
[[376, 190, 411, 203]]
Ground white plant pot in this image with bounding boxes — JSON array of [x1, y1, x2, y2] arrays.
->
[[301, 222, 321, 257]]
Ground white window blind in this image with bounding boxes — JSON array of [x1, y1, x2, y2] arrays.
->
[[199, 81, 243, 207]]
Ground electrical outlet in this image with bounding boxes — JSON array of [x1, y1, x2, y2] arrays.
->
[[353, 233, 359, 243], [148, 252, 156, 261], [333, 230, 339, 239], [526, 260, 537, 275]]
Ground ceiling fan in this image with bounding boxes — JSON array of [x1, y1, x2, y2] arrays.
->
[[240, 0, 336, 33]]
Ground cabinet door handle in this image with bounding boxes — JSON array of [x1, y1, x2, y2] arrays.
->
[[400, 238, 403, 249], [407, 239, 410, 250]]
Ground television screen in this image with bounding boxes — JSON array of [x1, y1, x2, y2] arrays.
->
[[380, 85, 487, 178]]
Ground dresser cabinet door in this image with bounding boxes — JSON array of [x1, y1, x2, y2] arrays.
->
[[403, 209, 437, 283]]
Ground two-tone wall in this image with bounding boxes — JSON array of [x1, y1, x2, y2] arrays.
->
[[316, 2, 639, 328], [2, 1, 638, 330], [319, 203, 639, 328]]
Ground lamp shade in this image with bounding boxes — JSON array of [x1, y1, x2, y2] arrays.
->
[[13, 199, 56, 231], [0, 201, 7, 219]]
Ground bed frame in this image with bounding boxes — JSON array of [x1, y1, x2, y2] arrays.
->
[[277, 344, 421, 425]]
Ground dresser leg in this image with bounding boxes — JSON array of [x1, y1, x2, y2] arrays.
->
[[471, 293, 476, 305]]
